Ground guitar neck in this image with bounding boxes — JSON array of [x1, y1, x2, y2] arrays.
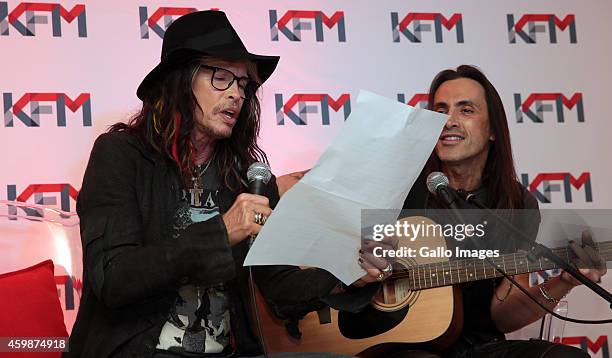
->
[[398, 241, 612, 291]]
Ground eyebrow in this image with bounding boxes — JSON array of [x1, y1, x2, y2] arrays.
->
[[432, 100, 446, 107], [433, 100, 479, 109], [455, 100, 478, 108]]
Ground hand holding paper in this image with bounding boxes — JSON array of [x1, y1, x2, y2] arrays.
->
[[245, 90, 447, 285]]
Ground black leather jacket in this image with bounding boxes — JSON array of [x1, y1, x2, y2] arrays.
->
[[65, 132, 348, 357]]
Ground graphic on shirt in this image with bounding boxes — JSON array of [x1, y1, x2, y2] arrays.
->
[[158, 168, 232, 355]]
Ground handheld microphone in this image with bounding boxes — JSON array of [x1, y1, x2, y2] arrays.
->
[[246, 162, 272, 195], [426, 172, 461, 210], [246, 162, 272, 247], [245, 162, 273, 357]]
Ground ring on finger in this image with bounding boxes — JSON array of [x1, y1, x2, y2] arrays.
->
[[376, 273, 385, 282], [382, 263, 393, 276], [254, 212, 267, 225]]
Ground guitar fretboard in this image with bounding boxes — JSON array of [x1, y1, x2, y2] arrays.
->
[[393, 241, 611, 291]]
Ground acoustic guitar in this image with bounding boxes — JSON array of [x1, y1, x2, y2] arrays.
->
[[254, 216, 608, 356]]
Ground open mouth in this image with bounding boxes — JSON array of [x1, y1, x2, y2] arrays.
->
[[439, 133, 465, 143], [219, 108, 238, 124]]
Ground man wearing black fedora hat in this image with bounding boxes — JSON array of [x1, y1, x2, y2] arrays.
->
[[66, 10, 365, 358]]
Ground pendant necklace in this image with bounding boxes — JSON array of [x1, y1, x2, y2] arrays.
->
[[189, 157, 213, 207]]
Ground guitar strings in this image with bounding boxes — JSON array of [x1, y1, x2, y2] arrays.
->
[[388, 243, 612, 290]]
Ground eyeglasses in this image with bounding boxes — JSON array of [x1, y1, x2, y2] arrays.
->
[[198, 64, 259, 99]]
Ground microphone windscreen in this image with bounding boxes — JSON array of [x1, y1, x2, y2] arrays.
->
[[426, 171, 449, 194], [247, 162, 272, 185]]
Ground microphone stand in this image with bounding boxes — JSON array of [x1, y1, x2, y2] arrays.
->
[[433, 186, 468, 225], [457, 191, 612, 309]]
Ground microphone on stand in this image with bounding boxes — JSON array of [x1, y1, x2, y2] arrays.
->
[[426, 171, 462, 210], [426, 171, 468, 228]]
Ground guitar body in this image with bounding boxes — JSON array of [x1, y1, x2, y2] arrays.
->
[[257, 217, 465, 356]]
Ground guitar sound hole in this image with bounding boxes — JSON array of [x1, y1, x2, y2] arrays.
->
[[373, 258, 420, 312]]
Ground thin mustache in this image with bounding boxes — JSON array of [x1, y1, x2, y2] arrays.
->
[[215, 104, 241, 113], [440, 131, 465, 137]]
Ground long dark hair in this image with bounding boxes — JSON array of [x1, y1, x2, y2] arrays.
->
[[110, 57, 268, 192], [425, 65, 523, 209]]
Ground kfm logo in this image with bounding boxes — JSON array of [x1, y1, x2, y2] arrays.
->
[[275, 93, 351, 125], [269, 10, 346, 42], [56, 275, 82, 310], [514, 93, 584, 123], [555, 336, 608, 358], [391, 12, 463, 43], [3, 92, 92, 127], [0, 2, 86, 37], [140, 6, 200, 39], [6, 184, 79, 218], [521, 172, 592, 203], [507, 14, 577, 44], [397, 93, 429, 108]]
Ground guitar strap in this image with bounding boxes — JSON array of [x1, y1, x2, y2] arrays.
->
[[317, 306, 332, 324]]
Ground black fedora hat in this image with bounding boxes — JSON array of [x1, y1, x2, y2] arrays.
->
[[136, 10, 279, 100]]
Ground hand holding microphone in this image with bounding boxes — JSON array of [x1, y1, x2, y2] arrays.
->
[[222, 162, 272, 246]]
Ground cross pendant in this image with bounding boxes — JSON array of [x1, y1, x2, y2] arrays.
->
[[190, 187, 204, 206], [189, 180, 204, 206]]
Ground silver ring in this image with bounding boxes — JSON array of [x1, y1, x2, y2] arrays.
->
[[254, 212, 267, 225], [376, 273, 385, 282], [382, 263, 393, 276]]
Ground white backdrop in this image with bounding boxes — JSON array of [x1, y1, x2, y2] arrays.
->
[[0, 1, 611, 355]]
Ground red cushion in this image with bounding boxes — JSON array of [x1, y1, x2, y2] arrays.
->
[[0, 260, 68, 357]]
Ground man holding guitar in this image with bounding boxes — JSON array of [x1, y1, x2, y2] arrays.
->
[[270, 65, 605, 357], [379, 65, 605, 357]]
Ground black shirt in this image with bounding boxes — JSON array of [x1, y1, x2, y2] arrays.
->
[[402, 171, 540, 352]]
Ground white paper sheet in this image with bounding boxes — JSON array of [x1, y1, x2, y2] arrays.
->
[[244, 90, 448, 284]]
